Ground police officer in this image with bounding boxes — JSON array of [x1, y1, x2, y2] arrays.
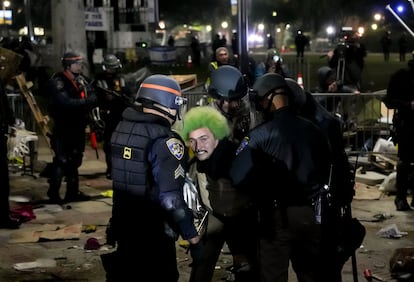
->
[[94, 54, 133, 179], [46, 51, 98, 204], [181, 106, 259, 282], [384, 59, 414, 211], [104, 74, 201, 282], [208, 65, 258, 144], [230, 73, 332, 282], [287, 78, 358, 282]]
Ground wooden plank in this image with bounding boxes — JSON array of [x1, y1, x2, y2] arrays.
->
[[14, 74, 51, 148], [169, 74, 197, 92]]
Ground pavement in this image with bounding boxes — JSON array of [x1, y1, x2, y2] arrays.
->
[[3, 135, 414, 282]]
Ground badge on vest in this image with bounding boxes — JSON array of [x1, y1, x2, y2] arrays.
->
[[166, 138, 184, 160], [123, 147, 132, 159]]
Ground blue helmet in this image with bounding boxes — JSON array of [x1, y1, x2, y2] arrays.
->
[[136, 74, 185, 110], [208, 65, 247, 100]]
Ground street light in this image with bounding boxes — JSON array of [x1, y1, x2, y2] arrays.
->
[[3, 1, 10, 9]]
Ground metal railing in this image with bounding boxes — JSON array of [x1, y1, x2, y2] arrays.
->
[[7, 88, 391, 156], [183, 90, 392, 155]]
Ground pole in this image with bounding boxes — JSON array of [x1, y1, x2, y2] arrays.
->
[[24, 0, 34, 41], [386, 4, 414, 38], [237, 0, 249, 76]]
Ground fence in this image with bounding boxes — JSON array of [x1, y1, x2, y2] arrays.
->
[[183, 90, 392, 154], [7, 88, 392, 156]]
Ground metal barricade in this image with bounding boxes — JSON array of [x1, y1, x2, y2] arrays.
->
[[183, 90, 392, 156]]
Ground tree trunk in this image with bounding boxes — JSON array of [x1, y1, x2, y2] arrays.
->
[[51, 0, 88, 75]]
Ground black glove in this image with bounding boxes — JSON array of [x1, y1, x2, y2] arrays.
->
[[189, 241, 204, 267]]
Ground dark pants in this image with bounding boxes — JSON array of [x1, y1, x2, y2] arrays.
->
[[395, 127, 414, 200], [107, 192, 180, 282], [48, 132, 85, 198], [190, 209, 259, 282], [258, 205, 322, 282], [0, 134, 11, 220]]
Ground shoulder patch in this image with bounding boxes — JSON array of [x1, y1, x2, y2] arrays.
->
[[235, 136, 249, 155], [166, 138, 184, 160], [55, 78, 64, 90]]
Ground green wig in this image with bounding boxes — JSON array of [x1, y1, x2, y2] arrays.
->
[[181, 106, 230, 142]]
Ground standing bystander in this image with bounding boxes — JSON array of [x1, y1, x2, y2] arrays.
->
[[380, 30, 392, 62]]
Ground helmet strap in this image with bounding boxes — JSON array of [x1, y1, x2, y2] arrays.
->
[[142, 100, 177, 122]]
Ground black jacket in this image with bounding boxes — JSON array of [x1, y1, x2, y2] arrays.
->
[[230, 106, 332, 206]]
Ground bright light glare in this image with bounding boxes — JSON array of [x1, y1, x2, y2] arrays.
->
[[248, 34, 264, 43], [371, 23, 378, 30], [326, 26, 335, 35], [397, 5, 404, 13], [374, 13, 382, 21]]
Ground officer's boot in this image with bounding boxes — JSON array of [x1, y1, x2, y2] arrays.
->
[[64, 177, 90, 203], [47, 166, 63, 204]]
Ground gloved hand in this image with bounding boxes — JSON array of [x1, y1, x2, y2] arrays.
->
[[189, 241, 204, 266]]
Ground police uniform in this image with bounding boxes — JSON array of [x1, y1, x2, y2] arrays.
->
[[384, 61, 414, 211], [230, 73, 332, 282], [47, 57, 97, 203], [104, 75, 198, 282], [94, 57, 133, 179]]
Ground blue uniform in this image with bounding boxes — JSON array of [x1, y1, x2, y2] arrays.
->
[[107, 107, 198, 282]]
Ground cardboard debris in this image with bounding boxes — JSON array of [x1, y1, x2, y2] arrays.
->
[[14, 258, 56, 270], [355, 169, 387, 186], [354, 182, 383, 200], [8, 223, 82, 243]]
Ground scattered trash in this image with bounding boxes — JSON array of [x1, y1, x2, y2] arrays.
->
[[377, 224, 408, 239], [9, 195, 30, 203], [84, 237, 101, 250], [82, 225, 97, 233], [101, 190, 113, 198], [14, 258, 56, 270]]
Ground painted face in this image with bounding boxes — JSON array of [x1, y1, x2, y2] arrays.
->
[[188, 127, 219, 161]]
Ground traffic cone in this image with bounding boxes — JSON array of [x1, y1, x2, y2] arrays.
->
[[297, 73, 304, 89], [187, 55, 193, 68]]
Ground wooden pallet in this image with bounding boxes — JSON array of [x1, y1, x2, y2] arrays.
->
[[170, 74, 197, 92], [14, 74, 51, 148]]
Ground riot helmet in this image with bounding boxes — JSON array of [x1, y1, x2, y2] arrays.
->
[[208, 65, 247, 101], [136, 74, 186, 121], [252, 73, 291, 113], [285, 77, 306, 109], [253, 73, 289, 99], [61, 51, 83, 68], [102, 54, 122, 72]]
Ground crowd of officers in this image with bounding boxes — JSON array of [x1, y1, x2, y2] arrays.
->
[[45, 48, 357, 281], [3, 44, 378, 282]]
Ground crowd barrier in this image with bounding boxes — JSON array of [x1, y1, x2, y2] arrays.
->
[[7, 89, 392, 156], [183, 90, 393, 155]]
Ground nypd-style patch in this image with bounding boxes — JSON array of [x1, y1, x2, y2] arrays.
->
[[166, 138, 184, 160], [235, 136, 249, 155]]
